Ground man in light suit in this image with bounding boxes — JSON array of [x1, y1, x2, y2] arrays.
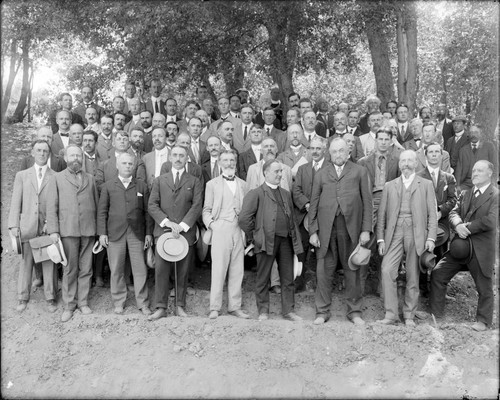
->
[[309, 138, 372, 325], [97, 152, 153, 315], [123, 98, 143, 133], [143, 127, 171, 188], [430, 160, 498, 331], [144, 79, 166, 117], [376, 150, 437, 327], [232, 104, 254, 153], [9, 140, 58, 313], [148, 146, 203, 320], [20, 126, 66, 172], [277, 124, 311, 179], [203, 149, 250, 319], [47, 145, 98, 322], [73, 85, 105, 122], [262, 107, 288, 153], [96, 115, 115, 161], [239, 159, 304, 321], [292, 136, 330, 292]]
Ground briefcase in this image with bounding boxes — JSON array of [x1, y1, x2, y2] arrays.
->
[[29, 236, 53, 263]]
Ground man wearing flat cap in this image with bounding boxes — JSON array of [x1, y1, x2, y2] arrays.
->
[[148, 145, 203, 320], [430, 160, 498, 331]]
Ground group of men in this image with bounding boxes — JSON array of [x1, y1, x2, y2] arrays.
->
[[8, 81, 498, 331]]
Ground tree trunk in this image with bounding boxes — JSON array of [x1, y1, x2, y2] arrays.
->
[[12, 38, 31, 123], [396, 2, 418, 116], [364, 12, 395, 110], [27, 60, 35, 122], [1, 39, 19, 122], [222, 63, 244, 96], [474, 78, 499, 141]]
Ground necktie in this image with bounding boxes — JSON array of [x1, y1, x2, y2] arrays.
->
[[400, 124, 406, 139], [244, 126, 248, 141], [38, 167, 43, 180], [174, 171, 180, 187], [336, 166, 342, 176], [266, 128, 270, 135], [155, 101, 159, 114], [431, 170, 437, 187], [324, 114, 328, 126], [378, 155, 385, 171], [474, 189, 480, 197], [222, 175, 235, 181], [212, 161, 219, 178], [314, 162, 319, 171], [472, 144, 477, 154], [192, 142, 199, 163], [455, 135, 460, 143], [308, 135, 312, 142]]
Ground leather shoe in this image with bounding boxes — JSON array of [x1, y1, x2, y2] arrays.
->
[[405, 319, 416, 328], [270, 285, 281, 294], [32, 278, 43, 288], [313, 316, 326, 325], [170, 288, 176, 297], [176, 306, 188, 317], [209, 310, 219, 319], [351, 316, 365, 326], [80, 306, 92, 315], [415, 311, 429, 320], [61, 310, 73, 322], [140, 307, 152, 316], [16, 300, 28, 312], [148, 308, 167, 321], [229, 309, 250, 319], [284, 312, 303, 322], [127, 284, 134, 292], [376, 318, 396, 325], [471, 321, 487, 332], [95, 277, 105, 287], [258, 313, 269, 321], [47, 300, 57, 313], [114, 306, 124, 315], [186, 287, 195, 296]]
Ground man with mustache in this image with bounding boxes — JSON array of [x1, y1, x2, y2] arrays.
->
[[143, 127, 170, 188], [128, 127, 146, 159], [81, 130, 101, 177], [113, 112, 127, 134], [434, 104, 454, 145], [277, 124, 311, 179], [201, 136, 222, 183], [328, 112, 364, 162], [359, 112, 383, 157], [203, 149, 250, 319], [376, 150, 437, 327], [51, 110, 72, 157], [47, 145, 98, 322], [73, 85, 104, 122], [96, 115, 115, 161], [238, 125, 264, 181], [48, 92, 84, 133], [139, 110, 154, 153]]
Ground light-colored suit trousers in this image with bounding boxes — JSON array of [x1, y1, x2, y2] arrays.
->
[[210, 218, 245, 312]]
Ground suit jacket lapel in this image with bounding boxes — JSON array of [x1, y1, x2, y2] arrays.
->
[[410, 176, 420, 196], [39, 169, 53, 193], [469, 186, 493, 215], [28, 167, 38, 193]]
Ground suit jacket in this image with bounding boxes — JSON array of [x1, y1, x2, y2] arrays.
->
[[376, 175, 438, 256], [357, 147, 401, 190], [415, 147, 451, 174], [277, 146, 312, 177], [97, 177, 153, 241], [202, 175, 248, 228], [145, 98, 167, 117], [148, 170, 203, 244], [300, 120, 327, 138], [449, 185, 498, 276], [48, 109, 84, 133], [124, 118, 143, 134], [177, 118, 190, 134], [445, 133, 470, 170], [207, 115, 240, 137], [292, 159, 330, 225], [253, 112, 282, 130], [187, 139, 207, 165], [329, 132, 364, 162], [123, 98, 145, 116], [128, 147, 146, 161], [160, 160, 203, 183], [416, 168, 457, 226], [403, 138, 422, 151], [246, 159, 293, 191], [455, 141, 498, 189], [396, 123, 412, 144], [238, 148, 259, 181], [96, 133, 114, 161], [74, 102, 105, 122], [440, 120, 455, 145], [347, 126, 363, 137], [308, 161, 373, 258], [20, 154, 66, 172], [8, 167, 55, 242], [46, 169, 98, 237], [232, 121, 253, 153], [358, 114, 370, 135], [264, 127, 288, 154], [95, 151, 146, 194], [51, 133, 67, 158], [81, 153, 102, 177], [142, 150, 170, 188], [316, 112, 335, 133], [238, 183, 303, 256]]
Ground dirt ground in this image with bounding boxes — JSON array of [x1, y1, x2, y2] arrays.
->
[[1, 123, 498, 399]]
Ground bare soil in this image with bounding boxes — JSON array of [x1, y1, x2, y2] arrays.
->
[[1, 123, 498, 399]]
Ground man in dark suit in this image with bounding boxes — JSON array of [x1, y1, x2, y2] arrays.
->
[[260, 108, 287, 153], [202, 136, 222, 184], [51, 110, 72, 157], [186, 116, 207, 165], [239, 159, 304, 322], [164, 98, 181, 124], [309, 137, 372, 326], [144, 79, 167, 117], [347, 110, 363, 137], [20, 126, 67, 172], [299, 100, 327, 138], [385, 100, 397, 117], [148, 146, 203, 320], [123, 98, 143, 133], [238, 125, 263, 181], [113, 112, 127, 135], [358, 95, 381, 134], [96, 115, 115, 161], [97, 152, 153, 315], [48, 93, 84, 133], [415, 122, 451, 173], [316, 98, 335, 136], [435, 104, 454, 145], [9, 140, 58, 313], [81, 130, 101, 177], [128, 127, 146, 160], [445, 115, 469, 171], [292, 136, 330, 292], [47, 145, 98, 322], [395, 104, 412, 145], [329, 112, 364, 162], [430, 160, 498, 331], [160, 132, 204, 183], [376, 150, 437, 327], [455, 124, 498, 191], [73, 85, 105, 122]]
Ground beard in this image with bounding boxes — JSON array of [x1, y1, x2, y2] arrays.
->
[[131, 141, 143, 151], [222, 167, 236, 177], [68, 160, 82, 173]]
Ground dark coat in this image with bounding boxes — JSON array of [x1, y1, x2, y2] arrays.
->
[[48, 109, 84, 133], [357, 146, 401, 190], [20, 154, 66, 172], [238, 148, 259, 181], [73, 102, 105, 122], [308, 161, 373, 258], [95, 151, 146, 194], [455, 141, 498, 189], [239, 184, 303, 256], [417, 167, 457, 224], [97, 177, 153, 241], [445, 133, 470, 170]]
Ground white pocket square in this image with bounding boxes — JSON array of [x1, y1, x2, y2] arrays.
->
[[137, 193, 143, 197], [443, 185, 448, 191]]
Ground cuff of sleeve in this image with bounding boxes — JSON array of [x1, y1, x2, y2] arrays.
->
[[427, 238, 435, 242], [179, 222, 190, 232], [160, 218, 169, 227], [377, 239, 384, 244]]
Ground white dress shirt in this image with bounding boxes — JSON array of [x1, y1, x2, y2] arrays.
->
[[34, 164, 48, 189], [118, 174, 132, 189], [251, 144, 261, 161], [159, 167, 190, 232], [401, 172, 416, 189], [154, 147, 170, 177]]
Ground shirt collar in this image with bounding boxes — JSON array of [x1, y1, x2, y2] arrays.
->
[[265, 182, 279, 190], [119, 175, 132, 184], [426, 163, 440, 175], [401, 172, 416, 186], [85, 152, 96, 159], [34, 164, 48, 174], [132, 114, 140, 122], [313, 158, 325, 168], [474, 183, 490, 194], [455, 130, 464, 138], [172, 167, 185, 177], [155, 146, 169, 156]]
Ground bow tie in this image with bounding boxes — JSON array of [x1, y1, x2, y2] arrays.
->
[[222, 175, 235, 181], [60, 132, 69, 137]]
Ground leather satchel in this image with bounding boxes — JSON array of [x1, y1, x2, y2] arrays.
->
[[29, 236, 53, 263]]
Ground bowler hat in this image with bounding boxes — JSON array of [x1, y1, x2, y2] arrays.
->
[[146, 246, 155, 269], [156, 232, 189, 262], [47, 239, 68, 266], [449, 236, 473, 264], [293, 254, 303, 279], [196, 226, 209, 261], [303, 213, 310, 232], [435, 223, 450, 247], [348, 243, 371, 271], [419, 250, 436, 273], [10, 230, 22, 255], [452, 115, 467, 123]]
